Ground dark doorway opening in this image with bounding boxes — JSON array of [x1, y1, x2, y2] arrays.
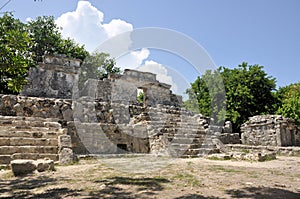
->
[[117, 144, 128, 153]]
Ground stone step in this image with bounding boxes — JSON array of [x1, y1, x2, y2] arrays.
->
[[174, 130, 207, 138], [171, 137, 204, 144], [0, 125, 62, 132], [0, 137, 58, 146], [11, 153, 59, 161], [0, 153, 59, 165], [146, 121, 205, 130], [168, 148, 214, 157], [0, 155, 11, 164], [0, 115, 60, 123], [0, 120, 61, 128], [170, 143, 202, 149], [0, 130, 64, 138], [0, 146, 58, 155]]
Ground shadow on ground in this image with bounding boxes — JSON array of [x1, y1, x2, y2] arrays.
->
[[226, 186, 300, 199], [0, 175, 79, 199], [90, 176, 170, 198], [1, 174, 300, 199]]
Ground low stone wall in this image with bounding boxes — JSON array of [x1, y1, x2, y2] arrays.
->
[[241, 115, 300, 146], [0, 95, 72, 121]]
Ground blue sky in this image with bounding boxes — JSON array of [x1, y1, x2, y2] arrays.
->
[[2, 0, 300, 95]]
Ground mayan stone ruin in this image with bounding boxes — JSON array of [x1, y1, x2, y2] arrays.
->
[[0, 54, 300, 168], [241, 115, 300, 147]]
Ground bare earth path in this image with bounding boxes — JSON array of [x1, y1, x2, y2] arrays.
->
[[1, 155, 300, 198]]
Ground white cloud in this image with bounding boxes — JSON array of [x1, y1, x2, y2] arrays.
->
[[103, 19, 133, 38], [55, 1, 132, 52], [137, 60, 178, 94], [116, 48, 150, 69], [55, 1, 181, 96]]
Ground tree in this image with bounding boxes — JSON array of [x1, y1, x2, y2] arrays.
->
[[0, 14, 89, 94], [185, 63, 277, 132], [78, 52, 121, 88], [185, 69, 226, 124], [0, 13, 34, 94], [27, 16, 88, 63], [276, 82, 300, 125]]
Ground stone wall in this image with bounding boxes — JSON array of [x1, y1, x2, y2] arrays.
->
[[80, 69, 182, 107], [241, 115, 300, 146], [0, 95, 73, 121], [0, 55, 234, 159], [21, 55, 81, 99]]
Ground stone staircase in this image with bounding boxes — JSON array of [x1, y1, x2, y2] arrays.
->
[[144, 106, 217, 158], [0, 116, 66, 165]]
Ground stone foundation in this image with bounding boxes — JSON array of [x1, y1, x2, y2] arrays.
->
[[241, 115, 300, 146]]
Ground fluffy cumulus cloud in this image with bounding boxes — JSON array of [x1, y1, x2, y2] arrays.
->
[[137, 60, 178, 93], [56, 1, 132, 52], [115, 48, 150, 69], [56, 1, 179, 94]]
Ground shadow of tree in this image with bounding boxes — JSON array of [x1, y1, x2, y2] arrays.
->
[[0, 175, 78, 199], [90, 176, 170, 198], [226, 186, 300, 199], [174, 194, 221, 199]]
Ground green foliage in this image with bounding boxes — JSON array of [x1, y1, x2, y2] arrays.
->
[[0, 14, 89, 94], [276, 82, 300, 125], [137, 91, 144, 103], [185, 69, 226, 124], [79, 52, 120, 88], [27, 16, 88, 63], [0, 13, 34, 94], [185, 63, 277, 131]]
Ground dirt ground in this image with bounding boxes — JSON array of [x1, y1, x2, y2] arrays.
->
[[1, 155, 300, 199]]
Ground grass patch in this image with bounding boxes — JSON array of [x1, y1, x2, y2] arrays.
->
[[172, 172, 201, 187], [186, 161, 194, 166], [208, 166, 241, 173], [207, 156, 232, 161], [241, 149, 250, 154], [1, 171, 14, 180]]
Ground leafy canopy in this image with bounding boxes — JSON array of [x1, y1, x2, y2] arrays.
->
[[276, 82, 300, 125], [0, 13, 34, 94], [0, 14, 89, 94], [185, 63, 277, 131]]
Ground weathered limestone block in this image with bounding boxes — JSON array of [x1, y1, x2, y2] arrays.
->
[[218, 133, 240, 144], [36, 159, 55, 172], [241, 115, 300, 146], [21, 55, 81, 99], [223, 121, 232, 133], [58, 134, 75, 164], [59, 148, 75, 164], [10, 159, 36, 176]]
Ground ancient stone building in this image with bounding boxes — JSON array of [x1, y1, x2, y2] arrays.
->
[[241, 115, 300, 146], [0, 55, 228, 165]]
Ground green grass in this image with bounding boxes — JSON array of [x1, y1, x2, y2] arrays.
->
[[207, 156, 232, 161], [208, 165, 241, 173], [172, 172, 201, 187], [1, 171, 14, 180], [241, 149, 250, 154]]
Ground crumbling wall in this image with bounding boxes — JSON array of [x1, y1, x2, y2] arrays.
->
[[241, 115, 300, 146], [79, 69, 182, 107], [21, 55, 81, 99], [0, 95, 72, 121]]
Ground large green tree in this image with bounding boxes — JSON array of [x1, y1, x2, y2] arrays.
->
[[276, 82, 300, 125], [0, 13, 34, 94], [0, 14, 89, 94], [185, 63, 277, 132], [27, 16, 88, 63]]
